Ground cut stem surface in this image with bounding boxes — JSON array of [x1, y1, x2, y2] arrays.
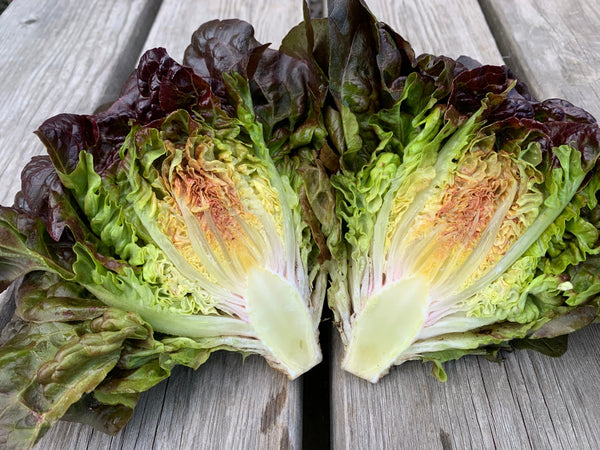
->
[[342, 275, 429, 382], [246, 267, 321, 379]]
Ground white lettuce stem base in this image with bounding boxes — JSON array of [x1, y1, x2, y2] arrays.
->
[[246, 267, 322, 379], [341, 275, 429, 383]]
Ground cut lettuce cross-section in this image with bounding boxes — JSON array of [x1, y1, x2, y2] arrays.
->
[[50, 108, 323, 378], [323, 0, 600, 382], [334, 102, 598, 381], [0, 18, 329, 447]]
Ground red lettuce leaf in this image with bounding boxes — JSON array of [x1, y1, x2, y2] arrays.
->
[[184, 18, 328, 155]]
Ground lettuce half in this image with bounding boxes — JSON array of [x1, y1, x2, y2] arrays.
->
[[322, 0, 600, 382], [0, 20, 328, 448]]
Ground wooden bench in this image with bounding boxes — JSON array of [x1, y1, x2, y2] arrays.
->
[[0, 0, 598, 448]]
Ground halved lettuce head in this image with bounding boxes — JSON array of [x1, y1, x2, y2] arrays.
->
[[323, 0, 600, 382], [0, 19, 328, 448], [39, 107, 323, 378]]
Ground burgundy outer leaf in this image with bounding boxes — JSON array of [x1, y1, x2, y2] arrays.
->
[[183, 19, 262, 103], [35, 115, 100, 176], [247, 45, 320, 138], [534, 98, 597, 123], [328, 0, 379, 107], [447, 65, 513, 117], [444, 64, 600, 171], [103, 47, 219, 125], [412, 54, 457, 101], [546, 121, 600, 170], [130, 48, 217, 122], [184, 19, 328, 152], [375, 22, 415, 102], [17, 156, 70, 241], [36, 48, 221, 179]]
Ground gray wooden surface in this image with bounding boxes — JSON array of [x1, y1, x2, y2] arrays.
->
[[331, 1, 600, 449], [1, 0, 600, 449], [480, 0, 600, 120]]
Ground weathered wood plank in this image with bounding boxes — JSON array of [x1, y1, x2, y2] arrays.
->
[[366, 0, 503, 64], [143, 0, 305, 61], [37, 354, 301, 450], [480, 0, 600, 119], [35, 1, 305, 449], [153, 357, 300, 450], [331, 1, 600, 449], [332, 325, 600, 449], [0, 0, 162, 206], [484, 327, 600, 449]]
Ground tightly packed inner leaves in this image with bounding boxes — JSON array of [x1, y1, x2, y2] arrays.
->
[[1, 0, 600, 447]]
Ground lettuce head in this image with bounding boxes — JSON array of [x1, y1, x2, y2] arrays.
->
[[322, 0, 600, 382], [0, 19, 328, 448]]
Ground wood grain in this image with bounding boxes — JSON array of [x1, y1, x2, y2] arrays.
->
[[330, 1, 600, 449], [332, 326, 600, 449], [38, 354, 301, 450], [365, 0, 503, 65], [143, 0, 305, 62], [0, 0, 162, 206], [480, 0, 600, 119]]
